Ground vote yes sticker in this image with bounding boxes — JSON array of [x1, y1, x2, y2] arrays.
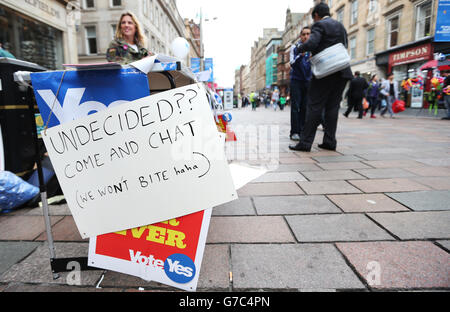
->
[[164, 253, 196, 284]]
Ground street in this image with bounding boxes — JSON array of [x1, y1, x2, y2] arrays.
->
[[0, 106, 449, 292]]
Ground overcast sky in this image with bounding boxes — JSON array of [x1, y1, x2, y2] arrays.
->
[[176, 0, 314, 88]]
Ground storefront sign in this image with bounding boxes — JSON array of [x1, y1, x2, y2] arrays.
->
[[389, 43, 433, 67], [24, 0, 62, 19], [435, 0, 450, 42], [38, 83, 237, 238]]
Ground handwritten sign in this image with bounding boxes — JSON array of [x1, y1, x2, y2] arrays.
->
[[42, 84, 237, 238]]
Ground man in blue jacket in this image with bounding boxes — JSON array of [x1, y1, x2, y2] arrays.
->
[[289, 27, 312, 141], [289, 2, 353, 152]]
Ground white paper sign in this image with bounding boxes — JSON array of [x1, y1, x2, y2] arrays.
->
[[43, 84, 237, 238]]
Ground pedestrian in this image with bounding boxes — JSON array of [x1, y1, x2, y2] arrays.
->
[[0, 42, 15, 59], [106, 11, 154, 64], [289, 2, 353, 152], [250, 92, 257, 111], [365, 74, 381, 118], [442, 71, 450, 120], [343, 71, 369, 119], [279, 94, 286, 111], [271, 89, 280, 111], [380, 73, 399, 118], [289, 27, 312, 141]]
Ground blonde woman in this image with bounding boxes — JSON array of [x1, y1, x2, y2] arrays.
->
[[106, 12, 154, 64]]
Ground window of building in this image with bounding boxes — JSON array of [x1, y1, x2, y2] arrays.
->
[[143, 0, 148, 17], [111, 24, 117, 40], [337, 7, 344, 24], [84, 0, 95, 9], [415, 1, 432, 40], [111, 0, 122, 7], [350, 0, 358, 24], [349, 37, 356, 59], [367, 28, 375, 55], [387, 15, 399, 48], [369, 0, 377, 12], [85, 26, 97, 54]]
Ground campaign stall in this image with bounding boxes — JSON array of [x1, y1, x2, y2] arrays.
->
[[12, 55, 263, 291]]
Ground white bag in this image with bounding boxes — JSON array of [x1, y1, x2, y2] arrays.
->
[[310, 43, 350, 79]]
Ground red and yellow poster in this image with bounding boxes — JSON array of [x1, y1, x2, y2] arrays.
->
[[88, 208, 212, 292]]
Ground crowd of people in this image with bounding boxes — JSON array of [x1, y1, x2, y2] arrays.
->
[[241, 2, 450, 153]]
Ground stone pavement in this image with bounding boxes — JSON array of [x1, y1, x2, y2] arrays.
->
[[0, 107, 449, 292]]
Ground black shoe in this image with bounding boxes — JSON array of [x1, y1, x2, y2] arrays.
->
[[318, 143, 336, 151], [442, 117, 450, 120], [289, 144, 311, 152], [343, 113, 349, 118]]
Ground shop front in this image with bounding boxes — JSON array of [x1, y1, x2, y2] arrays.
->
[[377, 40, 434, 108], [0, 0, 78, 70]]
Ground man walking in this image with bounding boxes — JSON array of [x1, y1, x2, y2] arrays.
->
[[380, 73, 398, 118], [343, 71, 369, 119], [289, 3, 353, 152], [289, 27, 312, 141]]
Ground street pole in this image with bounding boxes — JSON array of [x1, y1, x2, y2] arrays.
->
[[200, 7, 204, 72]]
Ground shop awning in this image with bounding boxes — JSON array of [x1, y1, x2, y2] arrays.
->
[[420, 59, 450, 71]]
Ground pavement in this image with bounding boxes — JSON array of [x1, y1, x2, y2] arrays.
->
[[0, 106, 449, 293]]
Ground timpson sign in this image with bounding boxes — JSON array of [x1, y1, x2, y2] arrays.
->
[[389, 43, 433, 67]]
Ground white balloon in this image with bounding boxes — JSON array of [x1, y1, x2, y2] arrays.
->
[[170, 37, 190, 59]]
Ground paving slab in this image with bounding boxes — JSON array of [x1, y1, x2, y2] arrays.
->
[[271, 163, 323, 172], [327, 194, 410, 213], [35, 216, 86, 242], [415, 158, 450, 167], [213, 198, 255, 216], [252, 171, 307, 183], [354, 168, 417, 179], [237, 182, 304, 197], [0, 242, 41, 276], [0, 216, 64, 241], [286, 214, 394, 242], [356, 153, 412, 161], [336, 242, 450, 289], [404, 166, 450, 177], [367, 211, 450, 240], [253, 195, 341, 215], [386, 191, 450, 211], [26, 204, 71, 216], [411, 177, 450, 190], [207, 216, 295, 243], [279, 157, 316, 164], [0, 243, 103, 285], [302, 170, 366, 181], [362, 160, 426, 169], [297, 181, 362, 195], [231, 244, 365, 290], [316, 162, 372, 170], [435, 240, 450, 252], [312, 155, 363, 163], [348, 178, 431, 193]]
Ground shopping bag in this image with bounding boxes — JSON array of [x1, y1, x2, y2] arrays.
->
[[393, 100, 406, 114], [362, 98, 369, 110]]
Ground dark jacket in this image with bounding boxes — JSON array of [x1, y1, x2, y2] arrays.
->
[[290, 44, 312, 82], [348, 76, 369, 100], [296, 16, 353, 80]]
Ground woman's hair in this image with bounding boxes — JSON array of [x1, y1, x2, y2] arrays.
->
[[115, 11, 147, 47], [371, 74, 377, 81]]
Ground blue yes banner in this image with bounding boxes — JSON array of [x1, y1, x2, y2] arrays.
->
[[30, 68, 150, 128], [435, 0, 450, 42]]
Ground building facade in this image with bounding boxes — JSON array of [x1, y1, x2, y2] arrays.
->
[[0, 0, 79, 69], [77, 0, 186, 64]]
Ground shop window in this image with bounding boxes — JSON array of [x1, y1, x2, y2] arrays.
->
[[387, 15, 399, 48], [85, 26, 97, 54], [350, 0, 358, 25], [415, 1, 432, 40], [367, 28, 375, 55], [349, 37, 356, 59]]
